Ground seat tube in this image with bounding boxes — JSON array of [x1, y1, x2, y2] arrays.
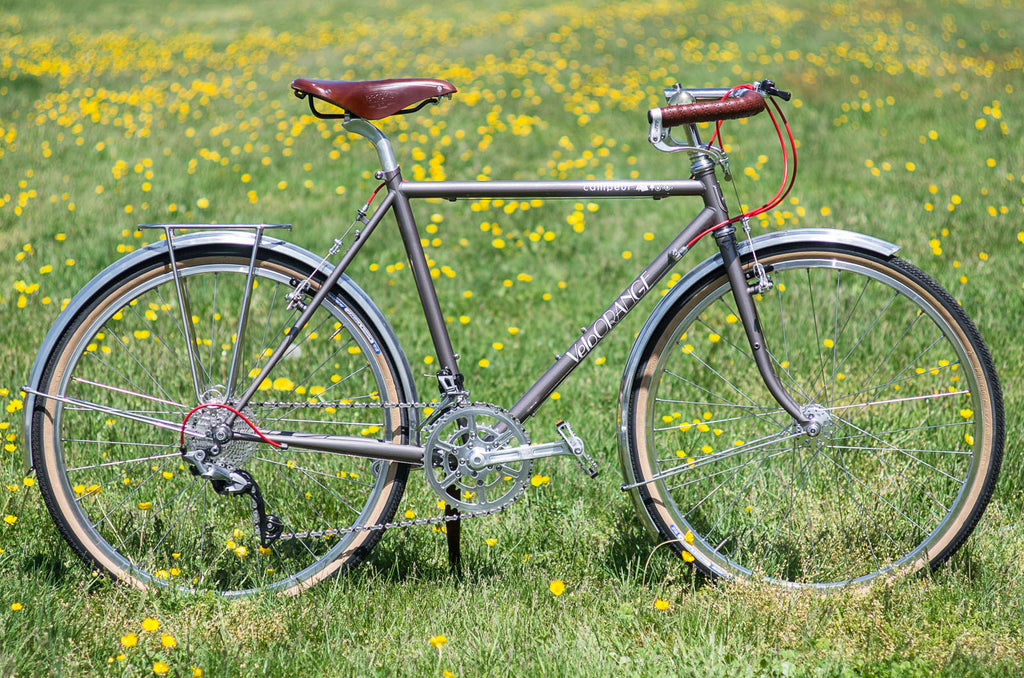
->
[[382, 168, 460, 373]]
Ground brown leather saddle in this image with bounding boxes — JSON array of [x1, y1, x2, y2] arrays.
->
[[291, 77, 457, 119]]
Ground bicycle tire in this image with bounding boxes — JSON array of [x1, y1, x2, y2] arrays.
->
[[622, 241, 1003, 588], [28, 233, 416, 597]]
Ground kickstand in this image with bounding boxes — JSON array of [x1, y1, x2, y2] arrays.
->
[[444, 486, 462, 577]]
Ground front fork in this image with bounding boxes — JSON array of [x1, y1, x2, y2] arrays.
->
[[690, 161, 815, 433], [714, 224, 815, 432]]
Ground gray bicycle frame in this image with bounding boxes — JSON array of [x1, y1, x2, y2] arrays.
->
[[224, 111, 812, 464]]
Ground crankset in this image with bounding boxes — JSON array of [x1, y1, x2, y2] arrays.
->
[[423, 404, 599, 512]]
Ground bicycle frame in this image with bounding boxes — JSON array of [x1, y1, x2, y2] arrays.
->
[[216, 113, 813, 465]]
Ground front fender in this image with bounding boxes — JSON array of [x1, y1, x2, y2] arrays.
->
[[616, 228, 900, 513]]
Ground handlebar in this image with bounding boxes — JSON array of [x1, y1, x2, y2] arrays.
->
[[647, 79, 791, 130], [649, 91, 767, 128]]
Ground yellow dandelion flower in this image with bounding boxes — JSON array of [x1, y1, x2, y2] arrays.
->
[[429, 635, 448, 649], [121, 633, 138, 647], [272, 377, 294, 391], [654, 599, 670, 611], [153, 661, 170, 675], [11, 602, 24, 612], [161, 633, 177, 648], [548, 579, 565, 596], [141, 618, 160, 632]]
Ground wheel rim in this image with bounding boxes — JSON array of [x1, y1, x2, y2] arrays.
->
[[41, 255, 406, 596], [636, 252, 990, 587]]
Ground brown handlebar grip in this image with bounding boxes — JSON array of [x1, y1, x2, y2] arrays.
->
[[650, 91, 767, 128]]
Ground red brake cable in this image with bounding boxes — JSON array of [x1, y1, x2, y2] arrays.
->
[[686, 87, 798, 248], [179, 403, 282, 448]]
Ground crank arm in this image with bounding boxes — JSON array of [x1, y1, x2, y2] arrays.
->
[[468, 421, 599, 478], [470, 440, 571, 469]]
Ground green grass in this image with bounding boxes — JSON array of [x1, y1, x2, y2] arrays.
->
[[2, 0, 1023, 675]]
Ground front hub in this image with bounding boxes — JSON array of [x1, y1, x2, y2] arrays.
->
[[800, 403, 836, 448]]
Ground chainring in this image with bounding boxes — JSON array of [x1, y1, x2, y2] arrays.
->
[[423, 403, 533, 513]]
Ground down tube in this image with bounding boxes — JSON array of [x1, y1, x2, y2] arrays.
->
[[509, 206, 719, 422]]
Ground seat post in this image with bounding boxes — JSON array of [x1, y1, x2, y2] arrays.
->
[[343, 117, 399, 173]]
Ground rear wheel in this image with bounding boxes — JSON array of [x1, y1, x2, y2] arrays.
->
[[31, 240, 415, 597], [624, 245, 1003, 588]]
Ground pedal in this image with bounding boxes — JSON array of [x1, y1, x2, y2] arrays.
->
[[556, 420, 599, 478]]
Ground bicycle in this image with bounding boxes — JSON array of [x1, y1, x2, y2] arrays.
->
[[23, 76, 1004, 597]]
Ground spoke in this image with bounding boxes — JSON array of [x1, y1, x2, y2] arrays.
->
[[66, 451, 181, 474], [819, 448, 931, 535], [832, 415, 966, 486], [750, 444, 821, 574], [812, 282, 895, 403], [829, 447, 886, 576], [805, 267, 829, 404], [668, 445, 792, 493], [253, 456, 374, 489], [23, 387, 189, 437], [653, 407, 788, 435], [260, 463, 338, 558], [825, 388, 970, 413], [91, 327, 184, 408], [661, 365, 787, 430], [150, 478, 209, 555], [151, 283, 214, 390], [70, 376, 187, 409], [633, 429, 803, 490]]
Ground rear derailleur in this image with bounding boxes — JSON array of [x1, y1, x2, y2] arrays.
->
[[180, 445, 284, 549]]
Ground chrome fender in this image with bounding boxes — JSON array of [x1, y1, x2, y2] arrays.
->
[[616, 228, 900, 533], [23, 230, 417, 472]]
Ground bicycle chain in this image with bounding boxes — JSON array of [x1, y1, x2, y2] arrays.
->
[[250, 399, 440, 411], [253, 398, 530, 541]]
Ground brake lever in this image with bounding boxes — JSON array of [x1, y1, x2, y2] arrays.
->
[[757, 79, 792, 101]]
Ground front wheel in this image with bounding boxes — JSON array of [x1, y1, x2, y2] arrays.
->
[[28, 234, 416, 597], [622, 243, 1003, 588]]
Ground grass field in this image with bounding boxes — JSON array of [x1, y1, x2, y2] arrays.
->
[[1, 0, 1022, 675]]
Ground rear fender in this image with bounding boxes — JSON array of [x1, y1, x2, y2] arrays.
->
[[22, 231, 417, 472]]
